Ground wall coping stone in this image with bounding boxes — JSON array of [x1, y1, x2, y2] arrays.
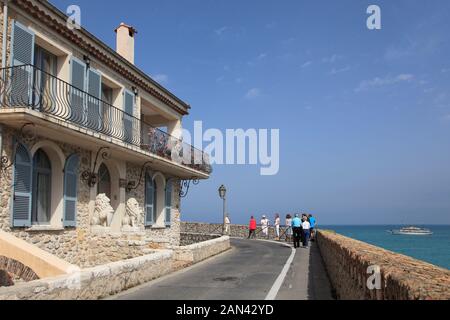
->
[[317, 230, 450, 300]]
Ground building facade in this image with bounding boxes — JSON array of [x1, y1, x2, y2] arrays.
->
[[0, 0, 211, 267]]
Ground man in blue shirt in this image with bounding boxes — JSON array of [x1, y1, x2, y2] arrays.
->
[[308, 214, 317, 241], [291, 214, 302, 248]]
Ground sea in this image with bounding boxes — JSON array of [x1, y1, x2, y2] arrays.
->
[[321, 225, 450, 270]]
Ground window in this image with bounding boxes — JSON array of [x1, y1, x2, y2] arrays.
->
[[31, 149, 52, 225], [101, 83, 113, 131], [102, 84, 113, 105], [97, 163, 111, 200], [34, 46, 57, 112], [123, 90, 135, 143]]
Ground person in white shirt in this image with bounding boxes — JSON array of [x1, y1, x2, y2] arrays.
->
[[274, 214, 281, 241], [301, 216, 311, 248], [224, 215, 231, 235], [261, 215, 269, 238], [285, 214, 293, 243]]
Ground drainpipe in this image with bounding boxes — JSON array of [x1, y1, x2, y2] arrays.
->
[[1, 0, 8, 69], [1, 1, 8, 173]]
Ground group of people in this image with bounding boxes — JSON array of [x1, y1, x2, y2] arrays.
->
[[247, 213, 317, 249]]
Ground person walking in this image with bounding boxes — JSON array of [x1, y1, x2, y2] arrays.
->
[[285, 214, 293, 243], [224, 214, 231, 235], [248, 216, 257, 239], [274, 214, 281, 241], [302, 216, 311, 248], [308, 214, 316, 241], [261, 215, 270, 239], [292, 214, 302, 249]]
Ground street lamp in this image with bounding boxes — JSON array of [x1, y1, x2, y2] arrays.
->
[[218, 185, 227, 235]]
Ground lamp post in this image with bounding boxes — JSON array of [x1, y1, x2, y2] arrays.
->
[[218, 185, 227, 235]]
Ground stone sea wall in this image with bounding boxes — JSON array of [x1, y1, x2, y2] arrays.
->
[[181, 222, 288, 240], [317, 230, 450, 300]]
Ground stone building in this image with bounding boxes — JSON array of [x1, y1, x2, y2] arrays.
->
[[0, 0, 211, 268]]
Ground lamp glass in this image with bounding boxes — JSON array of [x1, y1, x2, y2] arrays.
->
[[218, 185, 226, 199]]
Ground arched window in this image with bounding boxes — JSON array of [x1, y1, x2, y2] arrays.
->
[[97, 163, 111, 200], [32, 149, 52, 225]]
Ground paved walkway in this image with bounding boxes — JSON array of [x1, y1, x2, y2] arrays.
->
[[276, 241, 334, 300], [110, 239, 333, 300]]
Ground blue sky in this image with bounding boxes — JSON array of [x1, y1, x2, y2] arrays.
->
[[52, 0, 450, 225]]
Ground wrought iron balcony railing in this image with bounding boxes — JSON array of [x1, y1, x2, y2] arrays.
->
[[0, 64, 212, 175]]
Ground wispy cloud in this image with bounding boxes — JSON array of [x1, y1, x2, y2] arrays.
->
[[384, 37, 442, 61], [355, 74, 414, 92], [215, 26, 229, 36], [257, 53, 268, 60], [248, 53, 268, 66], [281, 38, 296, 45], [245, 88, 261, 99], [384, 46, 412, 61], [301, 61, 312, 68], [152, 74, 169, 84], [322, 54, 341, 64], [442, 68, 450, 73], [434, 92, 450, 108], [330, 66, 351, 75]]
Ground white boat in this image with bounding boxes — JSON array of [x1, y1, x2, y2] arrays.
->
[[387, 226, 433, 236]]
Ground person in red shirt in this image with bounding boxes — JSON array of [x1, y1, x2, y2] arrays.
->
[[248, 216, 257, 239]]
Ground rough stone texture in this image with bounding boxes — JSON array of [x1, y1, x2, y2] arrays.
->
[[0, 270, 14, 287], [0, 127, 181, 268], [317, 231, 450, 300], [0, 250, 174, 300], [179, 232, 220, 246], [174, 235, 230, 264], [0, 233, 231, 299], [0, 256, 39, 284], [181, 222, 287, 241]]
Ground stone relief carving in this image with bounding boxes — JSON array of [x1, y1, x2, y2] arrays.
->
[[122, 198, 142, 228], [91, 193, 114, 227]]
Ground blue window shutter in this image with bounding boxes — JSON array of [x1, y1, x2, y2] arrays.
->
[[70, 58, 86, 124], [123, 90, 134, 143], [12, 143, 32, 227], [165, 179, 172, 227], [63, 154, 79, 227], [145, 173, 154, 226], [11, 21, 35, 66], [10, 21, 35, 106], [86, 69, 102, 130]]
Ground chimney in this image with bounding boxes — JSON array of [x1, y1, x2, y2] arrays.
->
[[115, 23, 137, 64]]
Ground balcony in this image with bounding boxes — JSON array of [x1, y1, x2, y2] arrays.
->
[[0, 64, 211, 175]]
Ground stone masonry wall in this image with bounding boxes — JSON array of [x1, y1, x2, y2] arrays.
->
[[179, 232, 221, 246], [317, 231, 450, 300], [0, 250, 174, 300], [0, 127, 181, 268], [181, 222, 289, 241]]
